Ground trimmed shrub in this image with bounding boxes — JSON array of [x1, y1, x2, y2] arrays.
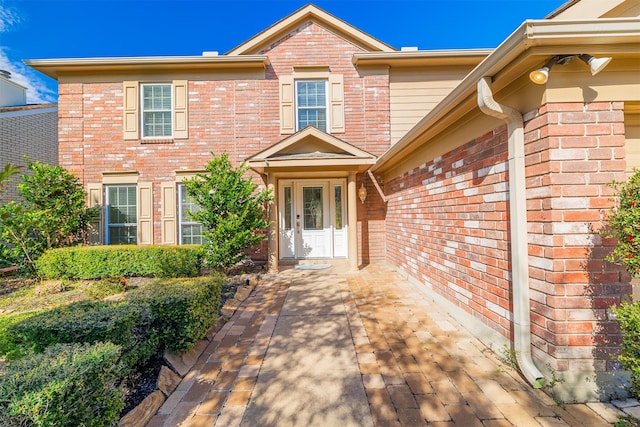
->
[[0, 311, 41, 361], [0, 342, 125, 427], [6, 275, 223, 366], [84, 277, 127, 300], [7, 300, 157, 369], [128, 275, 223, 353], [614, 301, 640, 396], [35, 244, 202, 279]]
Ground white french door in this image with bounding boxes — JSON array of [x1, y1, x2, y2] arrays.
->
[[279, 180, 347, 259]]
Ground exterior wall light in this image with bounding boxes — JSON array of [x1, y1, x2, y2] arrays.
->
[[358, 182, 367, 204], [529, 54, 612, 85]]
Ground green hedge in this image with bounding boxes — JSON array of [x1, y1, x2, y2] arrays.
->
[[35, 245, 202, 279], [7, 301, 157, 369], [127, 275, 223, 353], [0, 342, 125, 427], [0, 311, 41, 361], [6, 275, 223, 366], [2, 275, 223, 424]]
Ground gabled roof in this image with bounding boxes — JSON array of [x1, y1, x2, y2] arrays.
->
[[226, 4, 395, 56], [246, 127, 376, 174], [546, 0, 638, 19]]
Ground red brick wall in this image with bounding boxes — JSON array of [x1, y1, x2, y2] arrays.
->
[[358, 174, 387, 265], [385, 126, 513, 338], [58, 22, 391, 247], [263, 21, 390, 156], [523, 101, 630, 373], [383, 101, 631, 378]]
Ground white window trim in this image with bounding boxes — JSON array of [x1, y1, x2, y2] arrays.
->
[[177, 183, 204, 245], [104, 184, 138, 245], [140, 82, 173, 140], [295, 79, 329, 133]]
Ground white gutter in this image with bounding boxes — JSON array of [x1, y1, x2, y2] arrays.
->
[[477, 76, 544, 387]]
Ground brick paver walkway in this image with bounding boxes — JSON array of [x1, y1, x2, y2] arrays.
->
[[149, 263, 612, 426]]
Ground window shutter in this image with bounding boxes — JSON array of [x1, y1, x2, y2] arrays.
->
[[279, 75, 295, 134], [137, 182, 153, 245], [123, 81, 139, 140], [173, 80, 189, 139], [161, 182, 177, 245], [87, 183, 103, 245], [329, 74, 345, 133]]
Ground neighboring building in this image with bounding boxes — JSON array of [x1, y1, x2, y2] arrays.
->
[[0, 71, 58, 201], [26, 0, 640, 402]]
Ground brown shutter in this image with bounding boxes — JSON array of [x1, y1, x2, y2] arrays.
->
[[173, 80, 188, 139], [137, 182, 153, 245], [123, 81, 139, 140], [329, 74, 345, 133], [279, 75, 295, 134], [161, 182, 177, 245]]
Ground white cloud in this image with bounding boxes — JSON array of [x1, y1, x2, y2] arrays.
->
[[0, 2, 19, 32], [0, 48, 57, 104], [0, 3, 57, 104]]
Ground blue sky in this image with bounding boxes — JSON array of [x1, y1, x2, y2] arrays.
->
[[0, 0, 567, 104]]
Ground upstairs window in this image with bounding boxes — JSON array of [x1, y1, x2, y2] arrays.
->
[[279, 71, 344, 135], [142, 83, 172, 138], [123, 80, 188, 140], [296, 80, 327, 132]]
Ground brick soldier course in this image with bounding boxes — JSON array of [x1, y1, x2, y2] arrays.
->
[[148, 263, 613, 426]]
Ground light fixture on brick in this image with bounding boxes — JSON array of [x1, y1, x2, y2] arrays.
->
[[358, 181, 367, 204], [529, 54, 612, 85]]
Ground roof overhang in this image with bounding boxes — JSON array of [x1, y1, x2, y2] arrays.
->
[[373, 17, 640, 175], [353, 49, 492, 68], [24, 55, 269, 80], [247, 127, 376, 175]]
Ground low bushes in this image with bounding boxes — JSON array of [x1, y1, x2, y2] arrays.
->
[[0, 275, 223, 426], [0, 342, 125, 427], [0, 311, 41, 360], [35, 245, 202, 279], [614, 302, 640, 396], [7, 301, 156, 369], [128, 276, 223, 353]]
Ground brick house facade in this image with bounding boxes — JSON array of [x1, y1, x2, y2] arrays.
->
[[27, 0, 640, 402]]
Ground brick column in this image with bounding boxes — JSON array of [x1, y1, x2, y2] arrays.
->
[[523, 101, 630, 381]]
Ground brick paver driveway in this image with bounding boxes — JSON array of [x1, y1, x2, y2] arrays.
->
[[149, 263, 611, 426]]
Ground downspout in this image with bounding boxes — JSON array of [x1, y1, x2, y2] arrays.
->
[[477, 76, 544, 387]]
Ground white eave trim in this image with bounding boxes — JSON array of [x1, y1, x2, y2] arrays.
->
[[353, 49, 493, 66], [24, 55, 270, 79]]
